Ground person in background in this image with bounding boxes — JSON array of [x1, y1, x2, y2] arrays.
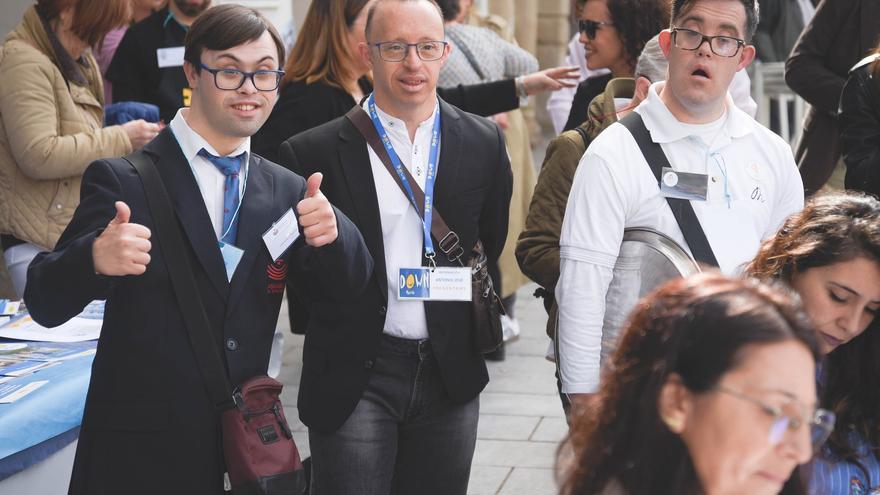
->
[[746, 192, 880, 494], [560, 273, 832, 495], [561, 0, 669, 131], [0, 0, 160, 298], [785, 0, 880, 196], [753, 0, 814, 64], [93, 0, 165, 104], [106, 0, 212, 123], [839, 42, 880, 198], [437, 0, 538, 361], [517, 35, 664, 413], [25, 6, 371, 493], [546, 0, 610, 136], [556, 0, 804, 417]]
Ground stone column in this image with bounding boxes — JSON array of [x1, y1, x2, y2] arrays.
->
[[535, 0, 573, 132]]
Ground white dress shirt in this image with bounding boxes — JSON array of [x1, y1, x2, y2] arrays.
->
[[168, 109, 250, 241], [556, 82, 804, 394], [364, 100, 441, 340]]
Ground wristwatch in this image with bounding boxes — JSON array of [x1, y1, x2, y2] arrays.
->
[[514, 76, 529, 106]]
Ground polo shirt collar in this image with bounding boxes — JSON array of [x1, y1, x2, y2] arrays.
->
[[636, 81, 754, 144]]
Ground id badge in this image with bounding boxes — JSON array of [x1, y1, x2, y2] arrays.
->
[[659, 167, 709, 201], [397, 267, 471, 301], [219, 241, 245, 281]]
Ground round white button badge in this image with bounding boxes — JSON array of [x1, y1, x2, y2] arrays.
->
[[663, 171, 679, 188]]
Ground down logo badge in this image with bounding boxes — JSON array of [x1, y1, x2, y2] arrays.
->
[[266, 259, 287, 294]]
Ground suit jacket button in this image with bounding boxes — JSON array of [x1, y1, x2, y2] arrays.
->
[[226, 338, 238, 351], [378, 306, 386, 316], [364, 360, 375, 369]]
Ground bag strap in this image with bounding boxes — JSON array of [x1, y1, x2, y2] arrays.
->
[[445, 29, 487, 82], [124, 151, 234, 409], [345, 105, 473, 263], [573, 126, 590, 150], [618, 112, 720, 267]]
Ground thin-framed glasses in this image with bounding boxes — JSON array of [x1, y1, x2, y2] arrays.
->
[[371, 41, 448, 62], [198, 63, 285, 91], [715, 385, 836, 452], [578, 19, 614, 40], [670, 27, 745, 57]]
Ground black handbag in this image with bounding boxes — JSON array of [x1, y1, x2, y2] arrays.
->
[[124, 151, 306, 494], [345, 106, 506, 353]]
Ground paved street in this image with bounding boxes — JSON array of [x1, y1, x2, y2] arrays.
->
[[277, 282, 565, 494]]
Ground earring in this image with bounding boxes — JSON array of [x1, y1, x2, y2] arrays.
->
[[662, 415, 683, 432]]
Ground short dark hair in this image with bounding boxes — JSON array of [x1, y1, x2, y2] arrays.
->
[[184, 4, 285, 72], [671, 0, 759, 41], [560, 273, 818, 495], [435, 0, 460, 21], [364, 0, 444, 41]]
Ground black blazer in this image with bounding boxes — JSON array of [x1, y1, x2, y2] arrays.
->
[[24, 129, 372, 494], [785, 0, 880, 194], [840, 56, 880, 197], [278, 99, 513, 433]]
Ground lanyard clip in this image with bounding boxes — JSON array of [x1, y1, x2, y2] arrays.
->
[[426, 252, 437, 271]]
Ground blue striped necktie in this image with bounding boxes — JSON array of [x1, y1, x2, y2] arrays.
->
[[198, 148, 246, 245]]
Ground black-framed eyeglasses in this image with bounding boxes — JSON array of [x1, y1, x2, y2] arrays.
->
[[671, 27, 745, 57], [578, 19, 614, 40], [714, 385, 836, 452], [198, 63, 285, 91], [371, 41, 448, 62]]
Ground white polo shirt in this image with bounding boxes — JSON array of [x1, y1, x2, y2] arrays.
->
[[556, 82, 803, 394]]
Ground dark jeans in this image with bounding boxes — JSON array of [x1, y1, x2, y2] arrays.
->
[[308, 334, 479, 495]]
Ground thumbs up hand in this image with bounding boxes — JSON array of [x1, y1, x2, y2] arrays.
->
[[297, 173, 338, 247], [92, 201, 152, 276]]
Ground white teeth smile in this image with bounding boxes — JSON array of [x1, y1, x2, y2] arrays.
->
[[233, 104, 256, 111]]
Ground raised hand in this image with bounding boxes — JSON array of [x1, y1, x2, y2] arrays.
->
[[297, 173, 338, 248], [521, 66, 580, 95], [92, 201, 152, 276]]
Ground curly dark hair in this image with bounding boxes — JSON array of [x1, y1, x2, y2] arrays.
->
[[604, 0, 670, 72], [559, 273, 818, 495], [746, 191, 880, 479]]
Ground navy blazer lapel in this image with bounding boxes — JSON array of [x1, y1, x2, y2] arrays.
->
[[227, 155, 274, 311], [143, 129, 229, 301], [338, 120, 388, 300], [434, 99, 463, 214]]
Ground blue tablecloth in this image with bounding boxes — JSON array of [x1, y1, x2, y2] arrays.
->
[[0, 345, 94, 479]]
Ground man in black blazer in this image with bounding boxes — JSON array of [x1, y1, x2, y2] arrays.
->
[[24, 6, 371, 494], [785, 0, 880, 195], [278, 1, 512, 493]]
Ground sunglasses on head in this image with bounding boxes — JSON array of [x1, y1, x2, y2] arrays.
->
[[579, 19, 614, 40]]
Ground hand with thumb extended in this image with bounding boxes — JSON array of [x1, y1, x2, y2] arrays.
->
[[297, 172, 337, 247], [305, 172, 323, 198], [92, 201, 152, 276]]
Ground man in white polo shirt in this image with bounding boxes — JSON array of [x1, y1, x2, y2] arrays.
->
[[556, 0, 804, 413]]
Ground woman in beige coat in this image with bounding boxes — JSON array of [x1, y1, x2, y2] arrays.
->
[[0, 0, 160, 296]]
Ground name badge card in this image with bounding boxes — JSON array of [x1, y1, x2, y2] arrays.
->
[[263, 208, 300, 261], [398, 267, 471, 301], [659, 166, 709, 201], [157, 46, 185, 68], [219, 242, 244, 282]]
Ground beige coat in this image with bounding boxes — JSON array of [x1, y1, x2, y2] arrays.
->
[[0, 6, 131, 250]]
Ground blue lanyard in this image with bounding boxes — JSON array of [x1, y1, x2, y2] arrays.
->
[[367, 94, 441, 262]]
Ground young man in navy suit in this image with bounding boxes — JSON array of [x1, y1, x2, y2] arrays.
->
[[25, 5, 372, 494], [279, 0, 513, 493]]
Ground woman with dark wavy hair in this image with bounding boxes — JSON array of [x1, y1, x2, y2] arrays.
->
[[562, 0, 668, 131], [746, 192, 880, 494], [560, 273, 833, 495]]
